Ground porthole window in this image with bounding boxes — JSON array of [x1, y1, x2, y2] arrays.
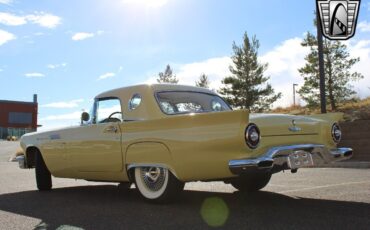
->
[[129, 94, 142, 110], [211, 100, 222, 111]]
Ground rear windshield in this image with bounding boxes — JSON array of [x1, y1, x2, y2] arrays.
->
[[156, 91, 231, 115]]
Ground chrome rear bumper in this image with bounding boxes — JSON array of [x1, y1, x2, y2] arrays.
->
[[229, 144, 353, 175]]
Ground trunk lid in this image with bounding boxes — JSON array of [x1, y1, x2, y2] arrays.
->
[[250, 114, 321, 137]]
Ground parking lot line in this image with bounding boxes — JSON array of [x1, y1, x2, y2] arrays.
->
[[279, 180, 370, 194]]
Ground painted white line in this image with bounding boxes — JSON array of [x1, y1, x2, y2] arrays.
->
[[268, 183, 308, 188], [279, 180, 370, 194]]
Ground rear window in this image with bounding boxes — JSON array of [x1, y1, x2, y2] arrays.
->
[[156, 91, 231, 115]]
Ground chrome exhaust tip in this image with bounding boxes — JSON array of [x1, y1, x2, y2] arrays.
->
[[257, 160, 274, 169]]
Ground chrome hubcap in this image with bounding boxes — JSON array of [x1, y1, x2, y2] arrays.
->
[[140, 167, 166, 191]]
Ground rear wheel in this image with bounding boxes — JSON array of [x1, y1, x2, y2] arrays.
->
[[230, 172, 271, 192], [35, 152, 52, 191], [134, 167, 184, 203]]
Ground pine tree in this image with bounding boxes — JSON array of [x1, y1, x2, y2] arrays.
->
[[298, 31, 363, 110], [157, 64, 178, 84], [219, 32, 281, 112], [195, 73, 210, 88]]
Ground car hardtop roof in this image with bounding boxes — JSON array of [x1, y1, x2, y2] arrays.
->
[[95, 84, 217, 99]]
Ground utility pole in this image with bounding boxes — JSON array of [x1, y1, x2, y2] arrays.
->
[[316, 10, 327, 113], [293, 83, 298, 107]]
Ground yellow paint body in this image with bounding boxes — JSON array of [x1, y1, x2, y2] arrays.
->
[[20, 84, 341, 182]]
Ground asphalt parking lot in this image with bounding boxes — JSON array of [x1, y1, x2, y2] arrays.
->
[[0, 141, 369, 230]]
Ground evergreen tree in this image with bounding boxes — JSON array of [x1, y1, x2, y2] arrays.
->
[[195, 73, 210, 88], [219, 32, 281, 112], [298, 31, 363, 110], [157, 64, 178, 84]]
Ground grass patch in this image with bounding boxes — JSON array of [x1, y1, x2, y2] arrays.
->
[[271, 97, 370, 121]]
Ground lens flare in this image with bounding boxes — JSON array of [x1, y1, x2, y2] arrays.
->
[[200, 197, 229, 227]]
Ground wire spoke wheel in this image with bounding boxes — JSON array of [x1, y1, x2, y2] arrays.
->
[[134, 166, 185, 203], [135, 167, 169, 200], [140, 167, 167, 192]]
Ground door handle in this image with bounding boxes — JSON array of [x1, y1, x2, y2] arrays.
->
[[104, 126, 118, 133]]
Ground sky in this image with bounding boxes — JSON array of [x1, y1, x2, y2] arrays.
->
[[0, 0, 369, 131]]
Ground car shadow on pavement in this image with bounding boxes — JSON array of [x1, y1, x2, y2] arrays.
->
[[0, 185, 369, 230]]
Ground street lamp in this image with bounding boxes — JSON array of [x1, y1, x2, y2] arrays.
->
[[316, 9, 326, 113], [293, 83, 298, 107]]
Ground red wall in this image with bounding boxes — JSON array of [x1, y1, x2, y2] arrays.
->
[[0, 101, 38, 129]]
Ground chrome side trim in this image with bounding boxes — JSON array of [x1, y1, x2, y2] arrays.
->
[[229, 144, 353, 175], [127, 163, 169, 171], [16, 155, 27, 169]]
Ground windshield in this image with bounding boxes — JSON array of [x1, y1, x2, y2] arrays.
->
[[156, 91, 231, 115]]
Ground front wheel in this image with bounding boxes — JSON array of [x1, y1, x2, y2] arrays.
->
[[230, 172, 271, 192], [35, 152, 52, 191], [134, 167, 184, 203]]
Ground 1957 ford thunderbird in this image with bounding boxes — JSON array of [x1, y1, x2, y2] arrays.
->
[[18, 84, 353, 202]]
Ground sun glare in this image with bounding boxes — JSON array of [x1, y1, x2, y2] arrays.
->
[[122, 0, 169, 8]]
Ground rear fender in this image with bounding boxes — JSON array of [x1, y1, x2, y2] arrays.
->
[[125, 142, 178, 179], [307, 112, 344, 123]]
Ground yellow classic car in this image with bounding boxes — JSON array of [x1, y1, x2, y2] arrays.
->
[[18, 84, 353, 202]]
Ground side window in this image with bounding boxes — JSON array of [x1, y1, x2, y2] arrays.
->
[[211, 100, 222, 111], [95, 98, 122, 123]]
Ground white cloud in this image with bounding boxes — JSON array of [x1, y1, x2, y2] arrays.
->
[[26, 13, 61, 28], [122, 0, 169, 8], [47, 62, 67, 69], [0, 12, 26, 26], [98, 72, 116, 80], [24, 72, 45, 78], [260, 37, 310, 107], [41, 99, 84, 109], [176, 57, 232, 90], [71, 30, 104, 41], [347, 39, 370, 98], [0, 0, 13, 4], [0, 12, 61, 28], [72, 32, 94, 41], [39, 111, 82, 122], [34, 32, 44, 36], [358, 21, 370, 32], [0, 29, 16, 46]]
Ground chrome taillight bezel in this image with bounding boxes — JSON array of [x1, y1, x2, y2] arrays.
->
[[245, 123, 261, 149], [331, 123, 342, 143]]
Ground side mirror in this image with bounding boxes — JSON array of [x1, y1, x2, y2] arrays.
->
[[81, 112, 90, 122]]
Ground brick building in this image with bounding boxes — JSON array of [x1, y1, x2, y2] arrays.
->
[[0, 95, 38, 139]]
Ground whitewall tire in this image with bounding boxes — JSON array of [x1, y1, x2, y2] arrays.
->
[[134, 166, 184, 203]]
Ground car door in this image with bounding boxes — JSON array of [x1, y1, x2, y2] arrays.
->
[[68, 97, 123, 173]]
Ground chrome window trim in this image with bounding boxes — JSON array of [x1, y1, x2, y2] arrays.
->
[[154, 90, 232, 116]]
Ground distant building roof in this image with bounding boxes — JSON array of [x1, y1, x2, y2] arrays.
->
[[0, 100, 37, 106]]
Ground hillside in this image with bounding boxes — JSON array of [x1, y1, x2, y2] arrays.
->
[[271, 97, 370, 121]]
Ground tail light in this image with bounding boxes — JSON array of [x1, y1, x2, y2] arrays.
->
[[331, 123, 342, 143], [245, 123, 260, 149]]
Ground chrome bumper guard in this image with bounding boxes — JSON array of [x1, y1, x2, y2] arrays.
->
[[229, 144, 353, 175], [16, 155, 27, 169]]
